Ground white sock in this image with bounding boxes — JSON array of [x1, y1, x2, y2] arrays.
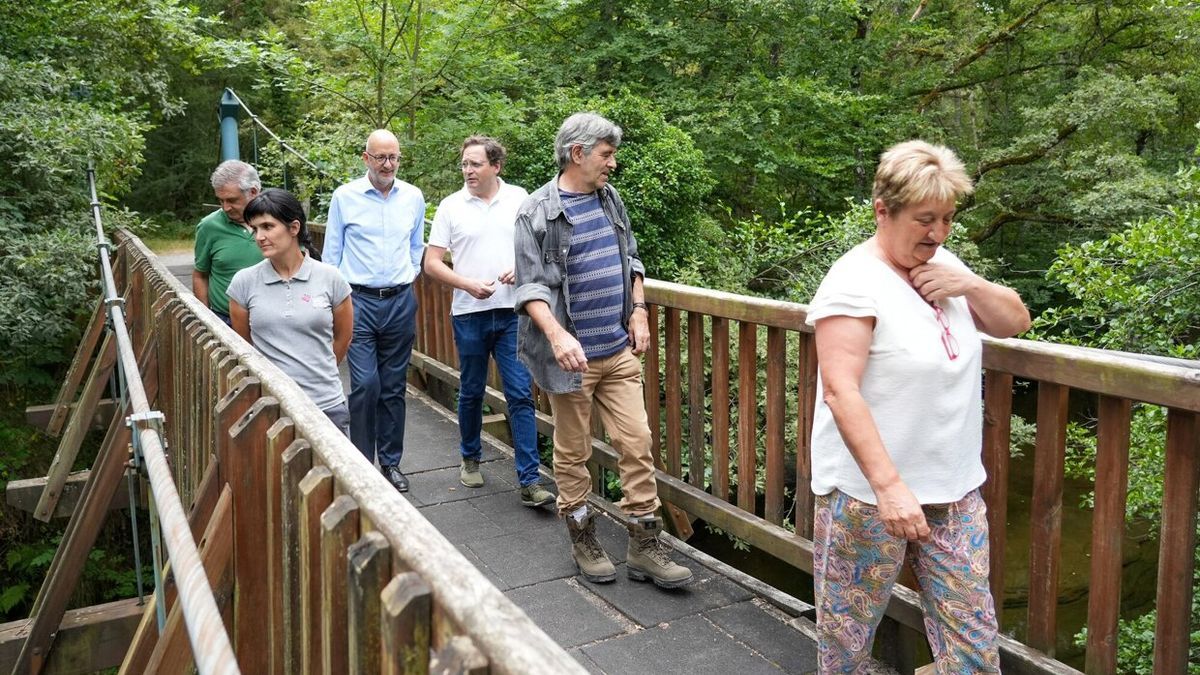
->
[[570, 506, 588, 523]]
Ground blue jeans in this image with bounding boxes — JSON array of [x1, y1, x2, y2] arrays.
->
[[452, 308, 540, 487], [348, 286, 417, 467]]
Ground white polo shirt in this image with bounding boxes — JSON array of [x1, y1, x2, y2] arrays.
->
[[428, 179, 529, 316]]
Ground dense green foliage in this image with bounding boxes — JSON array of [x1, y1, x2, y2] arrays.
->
[[1033, 204, 1200, 671]]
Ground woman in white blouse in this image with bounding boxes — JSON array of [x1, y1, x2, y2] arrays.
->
[[806, 140, 1030, 673]]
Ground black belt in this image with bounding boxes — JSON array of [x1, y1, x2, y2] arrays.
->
[[351, 283, 408, 299]]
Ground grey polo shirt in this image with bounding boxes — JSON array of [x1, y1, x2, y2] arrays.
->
[[228, 256, 352, 411]]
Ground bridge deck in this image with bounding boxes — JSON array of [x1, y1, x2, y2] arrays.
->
[[402, 392, 817, 674], [167, 253, 818, 673]]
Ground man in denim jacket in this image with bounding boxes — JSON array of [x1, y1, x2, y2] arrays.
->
[[513, 112, 692, 589]]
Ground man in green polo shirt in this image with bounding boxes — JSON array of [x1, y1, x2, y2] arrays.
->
[[193, 160, 264, 325]]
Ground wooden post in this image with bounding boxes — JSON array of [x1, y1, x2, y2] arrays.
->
[[981, 369, 1013, 620], [34, 334, 118, 522], [687, 311, 706, 489], [1084, 395, 1130, 674], [665, 307, 683, 477], [348, 532, 392, 674], [281, 440, 314, 674], [737, 321, 758, 514], [299, 466, 334, 675], [321, 494, 361, 674], [1027, 382, 1068, 656], [764, 326, 785, 525], [711, 317, 730, 502], [795, 331, 817, 539], [265, 417, 296, 675], [1153, 409, 1200, 674], [15, 407, 132, 673], [45, 299, 106, 437], [381, 572, 432, 675], [225, 395, 280, 674], [645, 304, 662, 469]]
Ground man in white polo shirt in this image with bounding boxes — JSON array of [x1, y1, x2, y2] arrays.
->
[[423, 136, 554, 507]]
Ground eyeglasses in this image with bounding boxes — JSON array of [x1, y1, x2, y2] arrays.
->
[[366, 152, 400, 165], [932, 303, 959, 361]]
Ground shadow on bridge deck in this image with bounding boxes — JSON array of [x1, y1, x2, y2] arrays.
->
[[168, 251, 818, 674]]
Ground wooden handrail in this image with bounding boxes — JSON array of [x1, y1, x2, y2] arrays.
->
[[116, 230, 585, 675], [407, 264, 1196, 674]]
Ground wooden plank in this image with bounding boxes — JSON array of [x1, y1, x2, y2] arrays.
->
[[300, 466, 334, 675], [664, 307, 683, 477], [6, 470, 132, 519], [265, 417, 295, 675], [281, 439, 314, 674], [982, 338, 1200, 413], [0, 598, 145, 675], [348, 531, 391, 674], [321, 494, 361, 674], [1153, 409, 1200, 674], [645, 304, 662, 468], [764, 326, 785, 525], [687, 311, 706, 489], [711, 317, 730, 502], [981, 369, 1013, 619], [34, 334, 118, 522], [17, 409, 132, 674], [142, 485, 235, 674], [795, 332, 817, 539], [381, 572, 432, 675], [1027, 382, 1068, 656], [225, 394, 279, 674], [429, 635, 488, 675], [25, 399, 118, 433], [646, 279, 808, 331], [1084, 395, 1130, 675], [45, 299, 107, 437], [737, 321, 758, 514]]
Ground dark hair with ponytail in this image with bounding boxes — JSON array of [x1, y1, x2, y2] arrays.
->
[[243, 188, 322, 261]]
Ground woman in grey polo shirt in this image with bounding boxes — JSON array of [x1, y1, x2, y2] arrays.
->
[[228, 188, 354, 435]]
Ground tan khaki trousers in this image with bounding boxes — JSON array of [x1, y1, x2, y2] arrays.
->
[[547, 348, 661, 517]]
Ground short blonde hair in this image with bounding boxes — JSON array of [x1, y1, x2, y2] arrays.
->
[[872, 140, 973, 212]]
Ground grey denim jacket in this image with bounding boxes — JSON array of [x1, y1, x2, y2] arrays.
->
[[513, 177, 646, 394]]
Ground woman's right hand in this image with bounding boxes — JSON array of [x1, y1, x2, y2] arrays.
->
[[874, 481, 930, 541]]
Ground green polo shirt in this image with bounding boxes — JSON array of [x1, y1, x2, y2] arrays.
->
[[193, 209, 262, 315]]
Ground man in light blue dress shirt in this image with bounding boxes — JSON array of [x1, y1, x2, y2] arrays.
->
[[324, 129, 426, 492]]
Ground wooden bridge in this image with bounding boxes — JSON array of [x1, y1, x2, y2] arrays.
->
[[2, 191, 1198, 673]]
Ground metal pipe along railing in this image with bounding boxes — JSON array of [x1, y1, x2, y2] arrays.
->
[[87, 162, 241, 675]]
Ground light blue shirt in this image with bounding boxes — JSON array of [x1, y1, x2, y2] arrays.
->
[[324, 174, 426, 287]]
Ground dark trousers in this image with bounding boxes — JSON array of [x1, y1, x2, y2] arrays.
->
[[452, 308, 540, 487], [347, 286, 417, 467]]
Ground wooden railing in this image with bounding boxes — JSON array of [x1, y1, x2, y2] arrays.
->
[[87, 231, 586, 674], [405, 267, 1198, 675]]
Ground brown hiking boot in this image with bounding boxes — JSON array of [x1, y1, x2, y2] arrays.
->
[[626, 514, 693, 589], [565, 507, 616, 583]]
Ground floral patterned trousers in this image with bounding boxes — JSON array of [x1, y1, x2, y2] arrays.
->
[[813, 488, 1000, 674]]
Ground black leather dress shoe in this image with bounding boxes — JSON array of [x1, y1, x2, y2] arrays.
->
[[381, 465, 409, 492]]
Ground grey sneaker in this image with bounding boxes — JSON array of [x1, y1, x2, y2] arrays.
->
[[459, 459, 483, 488], [519, 483, 555, 507]]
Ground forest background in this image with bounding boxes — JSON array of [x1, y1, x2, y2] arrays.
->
[[1, 0, 1198, 671]]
